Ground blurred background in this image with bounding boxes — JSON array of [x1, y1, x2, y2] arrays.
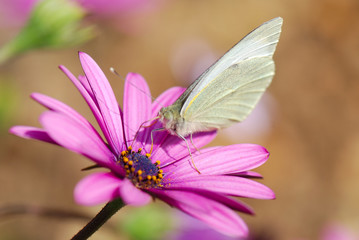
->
[[1, 0, 359, 239]]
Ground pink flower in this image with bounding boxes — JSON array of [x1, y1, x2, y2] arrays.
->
[[166, 211, 240, 240], [10, 52, 274, 238], [76, 0, 163, 16], [0, 0, 41, 27], [320, 222, 358, 240], [75, 0, 166, 34]]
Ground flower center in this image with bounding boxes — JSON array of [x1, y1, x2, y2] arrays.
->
[[118, 147, 163, 188]]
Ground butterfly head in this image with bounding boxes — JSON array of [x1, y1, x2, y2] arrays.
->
[[158, 105, 183, 135]]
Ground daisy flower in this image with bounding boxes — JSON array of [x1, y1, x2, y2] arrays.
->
[[10, 52, 274, 238]]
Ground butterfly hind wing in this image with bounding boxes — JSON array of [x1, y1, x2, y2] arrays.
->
[[181, 57, 274, 129]]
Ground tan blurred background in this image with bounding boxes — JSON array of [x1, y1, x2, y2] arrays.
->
[[1, 0, 359, 239]]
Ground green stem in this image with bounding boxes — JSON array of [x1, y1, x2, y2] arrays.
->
[[72, 198, 125, 240]]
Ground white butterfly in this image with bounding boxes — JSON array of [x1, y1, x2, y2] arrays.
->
[[159, 17, 283, 138]]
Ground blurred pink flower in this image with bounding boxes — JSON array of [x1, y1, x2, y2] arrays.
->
[[74, 0, 167, 34], [76, 0, 163, 16], [10, 52, 274, 238], [320, 223, 359, 240], [166, 211, 240, 240], [0, 0, 41, 27]]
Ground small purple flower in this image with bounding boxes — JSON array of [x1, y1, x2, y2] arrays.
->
[[10, 52, 274, 238]]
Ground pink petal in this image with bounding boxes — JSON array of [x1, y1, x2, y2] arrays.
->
[[39, 111, 121, 173], [74, 172, 123, 206], [165, 175, 275, 199], [185, 190, 254, 215], [59, 66, 121, 155], [9, 126, 57, 144], [119, 179, 151, 206], [59, 66, 94, 101], [164, 144, 269, 177], [31, 93, 96, 130], [59, 66, 101, 121], [79, 52, 124, 155], [153, 189, 248, 238], [123, 73, 152, 150], [78, 75, 95, 99], [231, 171, 263, 178]]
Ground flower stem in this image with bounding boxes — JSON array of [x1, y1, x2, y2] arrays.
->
[[72, 198, 125, 240]]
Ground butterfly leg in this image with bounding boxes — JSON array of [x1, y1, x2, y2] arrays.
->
[[149, 127, 165, 154], [190, 133, 201, 154], [177, 133, 201, 174], [129, 116, 160, 149]]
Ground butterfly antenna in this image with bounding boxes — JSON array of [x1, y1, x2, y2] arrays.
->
[[177, 133, 201, 174], [130, 116, 160, 149], [110, 67, 163, 106]]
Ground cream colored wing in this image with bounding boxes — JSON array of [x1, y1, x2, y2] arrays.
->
[[180, 17, 282, 119], [181, 57, 274, 129]]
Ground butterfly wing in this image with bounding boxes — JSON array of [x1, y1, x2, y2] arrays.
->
[[181, 57, 274, 129], [180, 17, 282, 129]]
